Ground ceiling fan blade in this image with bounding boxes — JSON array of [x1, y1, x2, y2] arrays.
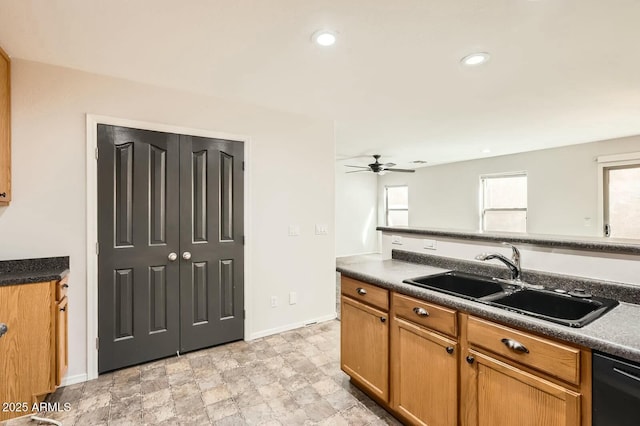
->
[[346, 170, 370, 173], [383, 163, 396, 167], [385, 168, 416, 173], [344, 165, 371, 169]]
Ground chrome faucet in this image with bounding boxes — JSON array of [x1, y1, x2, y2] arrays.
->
[[475, 243, 522, 282]]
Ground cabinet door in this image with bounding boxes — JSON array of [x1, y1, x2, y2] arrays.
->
[[0, 283, 52, 421], [56, 297, 68, 386], [341, 296, 389, 402], [461, 349, 581, 426], [391, 317, 458, 426]]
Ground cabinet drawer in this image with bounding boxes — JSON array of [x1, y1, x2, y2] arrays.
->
[[467, 316, 581, 385], [56, 276, 69, 302], [392, 292, 457, 337], [341, 276, 389, 311]]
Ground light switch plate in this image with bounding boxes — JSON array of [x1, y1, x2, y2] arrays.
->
[[315, 224, 328, 235], [288, 225, 300, 236], [391, 235, 403, 245]]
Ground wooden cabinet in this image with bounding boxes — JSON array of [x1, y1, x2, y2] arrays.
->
[[55, 276, 69, 386], [0, 45, 10, 205], [461, 314, 591, 426], [0, 277, 69, 421], [341, 278, 389, 403], [339, 276, 593, 426], [391, 315, 458, 425]]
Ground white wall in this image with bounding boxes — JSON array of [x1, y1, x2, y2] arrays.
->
[[0, 59, 336, 381], [381, 232, 640, 286], [335, 168, 378, 256], [378, 136, 640, 237]]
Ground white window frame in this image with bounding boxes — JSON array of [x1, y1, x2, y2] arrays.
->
[[479, 171, 528, 232], [597, 151, 640, 237], [385, 185, 409, 226]]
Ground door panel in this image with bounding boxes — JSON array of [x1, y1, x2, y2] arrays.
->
[[98, 125, 181, 373], [179, 136, 244, 352]]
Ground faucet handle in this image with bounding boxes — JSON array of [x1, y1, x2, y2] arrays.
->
[[501, 242, 520, 266]]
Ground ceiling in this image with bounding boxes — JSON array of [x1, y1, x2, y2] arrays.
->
[[0, 0, 639, 168]]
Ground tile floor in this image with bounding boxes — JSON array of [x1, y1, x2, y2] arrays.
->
[[3, 320, 402, 425]]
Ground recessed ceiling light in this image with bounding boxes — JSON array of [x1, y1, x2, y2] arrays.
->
[[411, 160, 428, 164], [312, 30, 337, 46], [461, 52, 490, 66], [482, 148, 492, 154]]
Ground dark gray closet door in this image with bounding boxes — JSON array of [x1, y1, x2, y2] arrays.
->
[[179, 136, 244, 352], [97, 125, 180, 373]]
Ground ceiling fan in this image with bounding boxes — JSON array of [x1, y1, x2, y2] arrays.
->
[[345, 155, 416, 174]]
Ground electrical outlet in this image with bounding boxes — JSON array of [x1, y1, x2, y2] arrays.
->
[[270, 296, 278, 308], [391, 235, 403, 245], [424, 239, 437, 250], [289, 292, 297, 305]]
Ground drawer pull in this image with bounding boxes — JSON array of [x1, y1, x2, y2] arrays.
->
[[60, 306, 67, 312], [380, 317, 386, 323], [466, 355, 475, 364], [356, 287, 367, 296], [0, 323, 7, 338], [62, 284, 69, 289], [446, 346, 454, 354], [413, 307, 429, 317], [0, 192, 6, 198], [501, 338, 529, 354]]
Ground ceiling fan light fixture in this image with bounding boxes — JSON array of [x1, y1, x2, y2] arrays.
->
[[461, 52, 490, 66], [312, 30, 337, 46]]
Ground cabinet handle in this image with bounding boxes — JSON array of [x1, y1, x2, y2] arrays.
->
[[413, 307, 429, 317], [168, 252, 178, 262], [380, 317, 386, 323], [466, 355, 475, 364], [356, 287, 367, 296], [446, 346, 454, 354], [501, 338, 529, 354], [0, 323, 7, 338], [62, 284, 69, 289], [60, 306, 67, 312], [0, 192, 6, 198], [182, 251, 192, 261]]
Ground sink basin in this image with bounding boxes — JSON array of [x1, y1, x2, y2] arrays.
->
[[403, 271, 509, 300], [490, 289, 619, 327]]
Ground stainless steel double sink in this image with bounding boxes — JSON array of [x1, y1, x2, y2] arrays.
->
[[403, 271, 619, 328]]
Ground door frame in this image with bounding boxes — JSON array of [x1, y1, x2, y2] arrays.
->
[[85, 114, 252, 380]]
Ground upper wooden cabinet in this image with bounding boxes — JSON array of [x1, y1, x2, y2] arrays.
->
[[0, 45, 10, 205]]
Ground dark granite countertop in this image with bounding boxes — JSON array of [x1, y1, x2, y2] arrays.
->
[[336, 256, 640, 364], [377, 226, 640, 255], [0, 257, 69, 286]]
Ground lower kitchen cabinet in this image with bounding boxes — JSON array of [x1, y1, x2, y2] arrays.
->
[[462, 349, 581, 426], [341, 294, 389, 403], [0, 277, 69, 421], [339, 277, 592, 426], [391, 316, 458, 426]]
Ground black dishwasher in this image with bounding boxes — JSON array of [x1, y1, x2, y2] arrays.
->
[[593, 351, 640, 425]]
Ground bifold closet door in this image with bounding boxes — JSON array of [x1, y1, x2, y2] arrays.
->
[[97, 125, 181, 373], [178, 135, 244, 352]]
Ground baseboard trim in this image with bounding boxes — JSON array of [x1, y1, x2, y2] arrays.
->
[[61, 373, 88, 387], [247, 313, 337, 340]]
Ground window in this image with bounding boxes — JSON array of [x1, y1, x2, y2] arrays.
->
[[386, 185, 408, 226], [480, 173, 527, 233], [599, 152, 640, 239]]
